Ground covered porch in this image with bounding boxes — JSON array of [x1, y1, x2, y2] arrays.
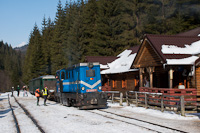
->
[[131, 34, 200, 112]]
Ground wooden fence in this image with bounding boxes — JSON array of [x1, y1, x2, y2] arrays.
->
[[104, 91, 125, 106], [126, 91, 196, 116], [104, 90, 198, 116]]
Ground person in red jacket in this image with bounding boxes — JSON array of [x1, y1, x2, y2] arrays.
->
[[35, 88, 40, 106]]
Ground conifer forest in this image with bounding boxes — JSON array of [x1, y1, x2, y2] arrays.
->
[[1, 0, 200, 91]]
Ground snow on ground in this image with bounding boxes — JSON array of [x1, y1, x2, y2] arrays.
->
[[0, 91, 200, 133], [108, 102, 199, 120], [0, 93, 16, 133]]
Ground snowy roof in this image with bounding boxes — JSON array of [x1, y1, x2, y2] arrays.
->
[[166, 56, 199, 65], [161, 40, 200, 65], [101, 49, 138, 74], [100, 64, 109, 69], [142, 34, 200, 66], [161, 40, 200, 55]]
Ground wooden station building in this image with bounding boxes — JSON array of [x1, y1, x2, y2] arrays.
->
[[86, 28, 200, 110], [131, 34, 200, 107], [100, 46, 140, 92]]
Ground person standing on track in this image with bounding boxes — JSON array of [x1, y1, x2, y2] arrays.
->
[[11, 87, 14, 97], [16, 85, 20, 97], [42, 86, 48, 106], [23, 86, 28, 97], [35, 88, 40, 106]]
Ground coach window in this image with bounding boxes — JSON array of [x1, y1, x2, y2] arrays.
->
[[61, 71, 65, 80]]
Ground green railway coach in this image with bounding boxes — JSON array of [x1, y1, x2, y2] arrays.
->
[[29, 75, 57, 99]]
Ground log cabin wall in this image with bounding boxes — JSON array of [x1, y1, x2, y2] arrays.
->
[[195, 66, 200, 103], [104, 71, 139, 92], [134, 40, 162, 68]]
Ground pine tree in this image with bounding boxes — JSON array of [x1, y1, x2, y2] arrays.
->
[[23, 24, 43, 83], [41, 16, 54, 74], [51, 0, 67, 74], [81, 0, 98, 57], [66, 1, 84, 66], [0, 41, 21, 90]]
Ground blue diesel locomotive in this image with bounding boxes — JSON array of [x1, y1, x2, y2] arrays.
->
[[55, 62, 107, 109]]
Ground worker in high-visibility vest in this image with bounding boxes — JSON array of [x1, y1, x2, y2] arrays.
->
[[35, 88, 40, 106], [42, 86, 48, 106]]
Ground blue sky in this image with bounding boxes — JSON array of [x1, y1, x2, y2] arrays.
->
[[0, 0, 66, 48]]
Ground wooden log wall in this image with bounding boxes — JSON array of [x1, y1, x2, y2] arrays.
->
[[195, 66, 200, 104], [135, 41, 162, 68], [106, 71, 139, 92]]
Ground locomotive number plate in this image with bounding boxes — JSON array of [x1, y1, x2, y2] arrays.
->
[[86, 89, 97, 92]]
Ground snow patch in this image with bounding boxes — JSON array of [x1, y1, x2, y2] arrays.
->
[[101, 50, 138, 74], [166, 56, 199, 65], [161, 40, 200, 54]]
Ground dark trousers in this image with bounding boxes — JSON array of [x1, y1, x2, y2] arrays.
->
[[17, 90, 20, 96], [37, 97, 40, 105], [44, 95, 47, 105]]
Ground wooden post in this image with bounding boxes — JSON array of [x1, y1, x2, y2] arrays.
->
[[180, 95, 185, 116], [160, 95, 164, 112], [150, 72, 153, 88], [139, 68, 144, 87], [145, 93, 148, 109], [147, 67, 155, 88], [126, 91, 130, 106], [120, 92, 123, 106], [135, 92, 138, 107], [112, 93, 114, 103], [169, 68, 174, 88]]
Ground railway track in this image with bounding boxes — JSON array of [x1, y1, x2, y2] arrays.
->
[[88, 109, 188, 133], [8, 94, 20, 133], [8, 95, 45, 133]]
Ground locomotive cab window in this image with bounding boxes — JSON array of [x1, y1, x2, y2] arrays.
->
[[86, 69, 95, 77], [61, 71, 65, 80]]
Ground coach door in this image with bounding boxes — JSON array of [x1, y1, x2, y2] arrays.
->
[[59, 70, 66, 92]]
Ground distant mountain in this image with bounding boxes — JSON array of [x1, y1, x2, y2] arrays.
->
[[14, 44, 28, 54]]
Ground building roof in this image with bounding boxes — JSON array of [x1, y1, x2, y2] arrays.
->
[[85, 56, 117, 65], [176, 27, 200, 36], [140, 34, 200, 65], [128, 45, 140, 54], [101, 45, 139, 74]]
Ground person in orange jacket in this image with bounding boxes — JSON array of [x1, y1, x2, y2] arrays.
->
[[35, 88, 40, 106]]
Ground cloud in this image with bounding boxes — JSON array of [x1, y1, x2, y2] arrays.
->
[[17, 41, 27, 47]]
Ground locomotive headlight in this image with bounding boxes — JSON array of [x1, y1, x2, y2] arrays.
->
[[98, 86, 102, 90], [81, 87, 85, 91]]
